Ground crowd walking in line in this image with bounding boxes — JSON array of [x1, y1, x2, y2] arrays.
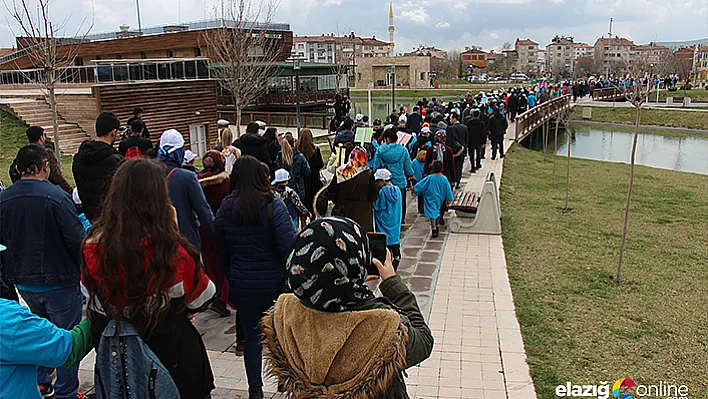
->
[[0, 81, 533, 399]]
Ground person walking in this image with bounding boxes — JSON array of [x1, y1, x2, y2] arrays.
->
[[262, 218, 433, 398], [373, 169, 403, 269], [126, 107, 150, 139], [326, 147, 380, 232], [406, 105, 423, 134], [465, 109, 486, 173], [488, 108, 509, 159], [213, 156, 296, 399], [413, 160, 455, 238], [217, 119, 233, 149], [372, 125, 414, 224], [447, 113, 468, 187], [198, 150, 233, 317], [81, 158, 216, 399], [507, 90, 519, 121], [72, 112, 124, 222], [0, 144, 86, 399], [272, 139, 311, 202], [157, 129, 215, 251], [9, 126, 72, 193], [295, 128, 325, 212], [232, 122, 270, 164], [118, 119, 152, 158], [263, 127, 282, 165]]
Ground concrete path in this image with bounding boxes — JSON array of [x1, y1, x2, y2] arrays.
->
[[76, 123, 536, 399], [576, 97, 708, 111]]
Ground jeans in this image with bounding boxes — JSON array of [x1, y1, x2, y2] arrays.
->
[[469, 144, 484, 170], [491, 136, 504, 159], [19, 285, 82, 399], [238, 302, 273, 389]]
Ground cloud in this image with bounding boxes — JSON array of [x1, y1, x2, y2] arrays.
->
[[453, 3, 467, 9], [435, 22, 451, 28], [400, 9, 430, 23], [489, 33, 499, 39]]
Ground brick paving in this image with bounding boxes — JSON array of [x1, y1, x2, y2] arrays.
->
[[77, 125, 536, 398]]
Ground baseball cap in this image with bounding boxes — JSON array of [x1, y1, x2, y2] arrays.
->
[[272, 168, 291, 185], [355, 113, 364, 121], [159, 129, 185, 153], [217, 119, 230, 126], [374, 168, 392, 181], [184, 150, 196, 163], [421, 126, 431, 134], [398, 115, 407, 123]]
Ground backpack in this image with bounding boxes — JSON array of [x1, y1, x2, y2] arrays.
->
[[124, 146, 143, 160], [93, 267, 181, 399]]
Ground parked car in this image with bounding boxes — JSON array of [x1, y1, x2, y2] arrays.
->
[[510, 73, 530, 82]]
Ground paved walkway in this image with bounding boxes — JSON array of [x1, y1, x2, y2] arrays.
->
[[576, 97, 708, 110], [77, 124, 536, 399]]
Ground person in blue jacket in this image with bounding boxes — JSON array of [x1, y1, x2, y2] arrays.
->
[[373, 169, 402, 269], [372, 125, 414, 224], [157, 129, 215, 251], [213, 155, 296, 399], [412, 160, 454, 238]]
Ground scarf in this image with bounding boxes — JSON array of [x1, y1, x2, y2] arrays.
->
[[201, 150, 226, 174], [434, 131, 446, 162], [335, 146, 369, 184], [286, 217, 375, 312]]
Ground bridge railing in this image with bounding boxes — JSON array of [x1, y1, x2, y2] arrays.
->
[[514, 94, 572, 142], [238, 110, 332, 131], [591, 87, 627, 101]]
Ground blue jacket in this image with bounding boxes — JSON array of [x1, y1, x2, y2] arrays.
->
[[0, 298, 74, 399], [413, 174, 454, 219], [412, 159, 425, 182], [163, 160, 215, 251], [528, 94, 537, 108], [374, 185, 402, 246], [0, 180, 84, 286], [372, 144, 414, 189], [214, 197, 296, 306], [334, 130, 355, 146]]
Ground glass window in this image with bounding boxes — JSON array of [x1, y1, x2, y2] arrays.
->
[[194, 47, 202, 57], [171, 62, 184, 79], [167, 50, 173, 58], [97, 65, 111, 82], [197, 60, 209, 78], [113, 64, 128, 81], [143, 64, 157, 80], [129, 63, 142, 80], [185, 61, 196, 78]]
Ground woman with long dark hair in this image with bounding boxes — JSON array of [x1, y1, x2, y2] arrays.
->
[[294, 128, 324, 212], [213, 155, 296, 399], [263, 127, 281, 165], [81, 158, 216, 399], [272, 139, 311, 201]]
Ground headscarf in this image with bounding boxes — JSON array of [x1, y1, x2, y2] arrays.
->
[[335, 146, 369, 184], [156, 129, 185, 166], [434, 131, 447, 162], [286, 217, 375, 312], [201, 150, 226, 174]]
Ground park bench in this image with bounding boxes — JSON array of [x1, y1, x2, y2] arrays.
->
[[448, 191, 479, 215]]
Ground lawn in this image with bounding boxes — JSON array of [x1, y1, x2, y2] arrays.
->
[[648, 88, 708, 103], [574, 106, 708, 131], [500, 146, 708, 398]]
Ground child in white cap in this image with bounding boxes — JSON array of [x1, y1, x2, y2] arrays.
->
[[373, 168, 402, 269], [272, 169, 310, 231], [182, 150, 199, 174]]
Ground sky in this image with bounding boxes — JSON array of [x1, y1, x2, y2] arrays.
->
[[1, 0, 707, 52]]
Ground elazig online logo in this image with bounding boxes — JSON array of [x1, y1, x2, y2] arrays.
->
[[556, 378, 690, 399]]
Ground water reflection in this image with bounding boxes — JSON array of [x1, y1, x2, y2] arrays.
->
[[526, 124, 708, 175]]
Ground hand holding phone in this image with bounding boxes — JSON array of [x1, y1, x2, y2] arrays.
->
[[366, 232, 387, 276]]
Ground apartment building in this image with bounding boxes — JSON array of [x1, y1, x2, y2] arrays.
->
[[546, 36, 575, 76], [515, 38, 539, 75]]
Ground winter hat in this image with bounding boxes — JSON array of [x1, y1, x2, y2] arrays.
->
[[355, 113, 364, 121], [217, 119, 230, 126], [272, 168, 291, 185], [437, 121, 447, 130], [421, 126, 431, 134], [374, 168, 392, 181], [159, 129, 185, 153], [71, 187, 82, 205], [398, 115, 407, 123], [184, 150, 196, 163], [435, 130, 447, 144]]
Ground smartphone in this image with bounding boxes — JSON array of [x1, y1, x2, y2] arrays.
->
[[367, 232, 387, 276]]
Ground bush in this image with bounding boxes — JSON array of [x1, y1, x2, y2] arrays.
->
[[680, 84, 692, 91]]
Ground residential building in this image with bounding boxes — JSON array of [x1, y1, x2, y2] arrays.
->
[[502, 49, 519, 75], [574, 43, 593, 59], [593, 36, 636, 74], [403, 45, 447, 59], [293, 34, 392, 64], [460, 47, 488, 69], [546, 36, 575, 77], [354, 56, 432, 89], [537, 49, 546, 74], [693, 45, 708, 82], [514, 38, 539, 75], [632, 42, 669, 64]]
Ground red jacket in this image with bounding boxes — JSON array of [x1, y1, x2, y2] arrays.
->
[[424, 144, 456, 185]]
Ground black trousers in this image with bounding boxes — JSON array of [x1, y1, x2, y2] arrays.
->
[[400, 187, 407, 222], [469, 144, 483, 170], [491, 136, 504, 158], [454, 153, 465, 186], [387, 244, 401, 270]]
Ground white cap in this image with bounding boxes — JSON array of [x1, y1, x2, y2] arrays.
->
[[184, 150, 196, 163], [217, 119, 230, 126], [272, 168, 291, 184], [421, 127, 431, 134], [356, 113, 364, 121], [72, 187, 81, 205], [398, 115, 407, 123], [374, 168, 392, 181], [159, 129, 185, 153]]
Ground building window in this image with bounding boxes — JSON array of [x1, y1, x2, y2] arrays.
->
[[74, 57, 84, 66], [141, 52, 147, 59], [167, 50, 173, 58], [420, 72, 425, 80], [96, 55, 102, 60], [357, 72, 362, 81], [194, 47, 202, 57]]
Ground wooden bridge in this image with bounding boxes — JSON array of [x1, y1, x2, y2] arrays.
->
[[514, 94, 573, 142], [591, 87, 626, 101]]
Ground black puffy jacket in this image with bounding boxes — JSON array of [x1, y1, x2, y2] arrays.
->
[[72, 140, 123, 222], [232, 133, 269, 164]]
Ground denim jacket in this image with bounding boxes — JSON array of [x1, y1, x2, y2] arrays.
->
[[0, 180, 84, 286]]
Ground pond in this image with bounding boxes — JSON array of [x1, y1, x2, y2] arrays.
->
[[524, 124, 708, 175]]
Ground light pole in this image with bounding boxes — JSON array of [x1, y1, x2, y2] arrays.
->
[[294, 57, 302, 135], [391, 65, 396, 117]]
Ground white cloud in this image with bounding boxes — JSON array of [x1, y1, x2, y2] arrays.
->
[[453, 3, 467, 9], [489, 32, 499, 39], [400, 9, 430, 23], [322, 0, 343, 5], [435, 22, 451, 28]]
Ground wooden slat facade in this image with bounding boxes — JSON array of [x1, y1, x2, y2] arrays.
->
[[97, 80, 218, 149]]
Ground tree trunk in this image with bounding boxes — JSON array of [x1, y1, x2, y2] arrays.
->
[[552, 119, 559, 186], [543, 117, 548, 158], [564, 122, 571, 210], [47, 76, 61, 167], [616, 107, 642, 284], [235, 107, 242, 137]]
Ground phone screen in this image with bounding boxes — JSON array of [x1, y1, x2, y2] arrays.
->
[[367, 232, 387, 276]]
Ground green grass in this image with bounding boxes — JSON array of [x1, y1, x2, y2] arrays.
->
[[574, 107, 708, 131], [648, 88, 708, 102], [500, 146, 708, 398], [0, 110, 75, 186]]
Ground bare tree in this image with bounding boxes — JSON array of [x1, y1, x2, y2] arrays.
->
[[556, 107, 575, 210], [203, 0, 280, 136], [612, 59, 655, 284], [670, 52, 693, 106], [4, 0, 92, 159]]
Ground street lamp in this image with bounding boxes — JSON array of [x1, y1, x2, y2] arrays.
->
[[391, 65, 396, 117], [294, 57, 302, 135]]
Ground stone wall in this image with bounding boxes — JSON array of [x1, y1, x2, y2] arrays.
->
[[55, 92, 101, 138], [354, 56, 432, 89]]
